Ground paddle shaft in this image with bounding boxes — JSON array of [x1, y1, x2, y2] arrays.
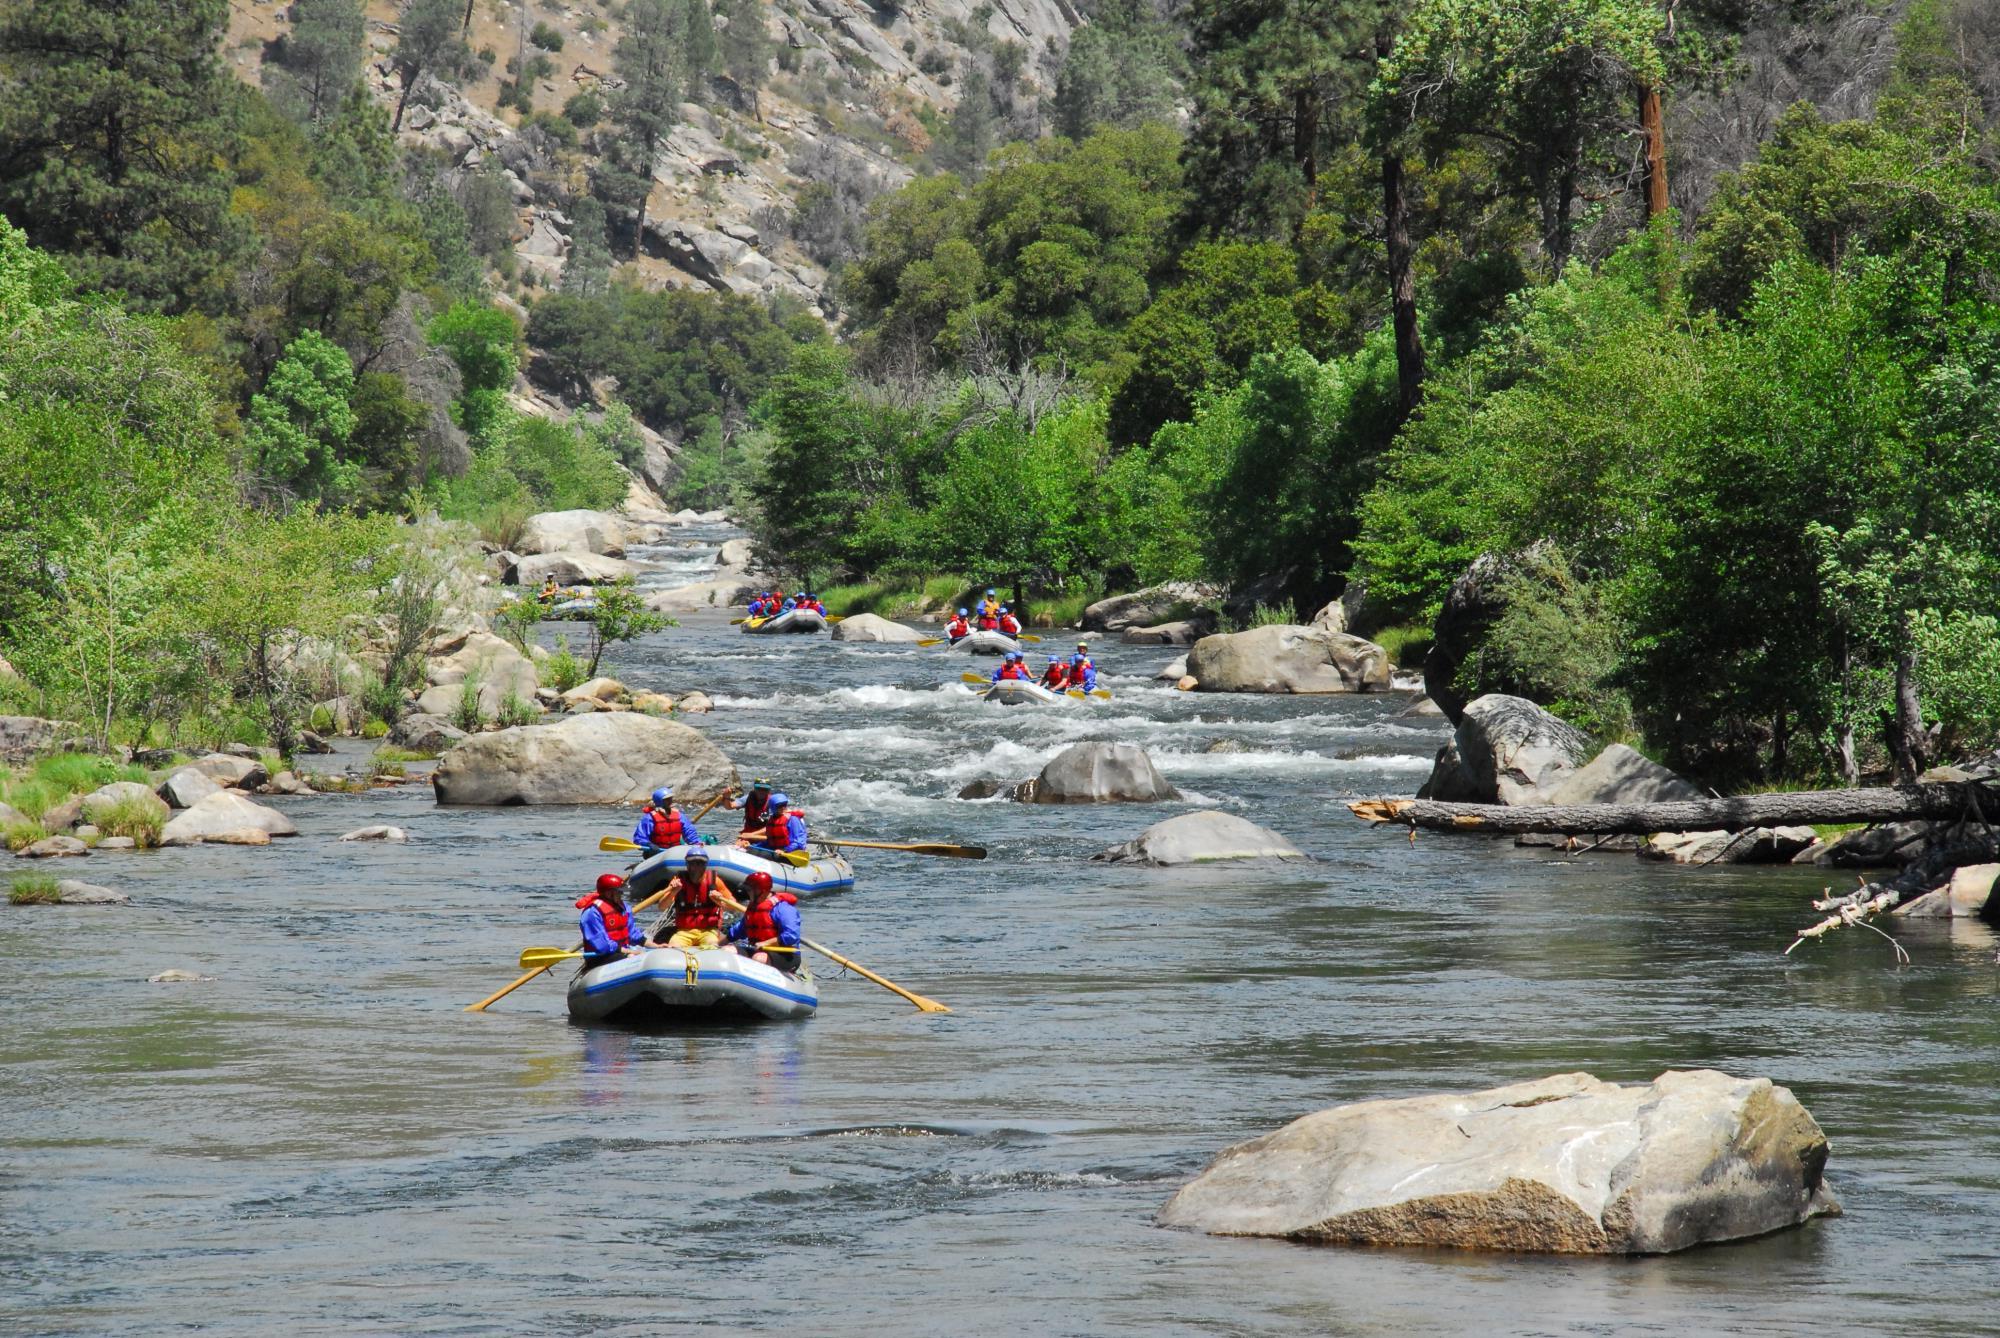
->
[[818, 838, 986, 859], [707, 891, 949, 1012], [467, 885, 673, 1012]]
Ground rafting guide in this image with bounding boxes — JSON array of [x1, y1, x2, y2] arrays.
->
[[739, 791, 807, 855], [658, 846, 730, 951], [725, 871, 802, 970]]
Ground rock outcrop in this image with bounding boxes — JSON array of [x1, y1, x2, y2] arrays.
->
[[1419, 695, 1592, 805], [830, 612, 925, 643], [418, 631, 540, 718], [188, 752, 269, 790], [1159, 1069, 1838, 1254], [0, 716, 71, 765], [1547, 744, 1704, 806], [516, 509, 628, 555], [390, 713, 469, 754], [508, 552, 644, 586], [1186, 626, 1392, 695], [1892, 862, 2000, 920], [160, 791, 300, 845], [432, 712, 736, 805], [1092, 811, 1306, 865], [1081, 582, 1221, 633], [1018, 742, 1178, 805]]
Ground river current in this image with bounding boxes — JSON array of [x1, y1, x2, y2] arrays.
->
[[4, 521, 1997, 1335]]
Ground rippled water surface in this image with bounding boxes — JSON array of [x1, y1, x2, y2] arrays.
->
[[4, 523, 1998, 1335]]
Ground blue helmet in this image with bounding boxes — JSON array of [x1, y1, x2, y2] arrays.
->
[[767, 791, 790, 809], [986, 588, 996, 596], [1048, 656, 1061, 664], [650, 786, 674, 806], [957, 607, 969, 616], [999, 604, 1010, 612]]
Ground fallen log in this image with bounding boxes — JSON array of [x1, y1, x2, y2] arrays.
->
[[1348, 782, 2000, 837]]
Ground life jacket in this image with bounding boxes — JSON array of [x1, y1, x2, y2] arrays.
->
[[946, 618, 970, 638], [671, 867, 721, 930], [978, 614, 1000, 631], [575, 893, 633, 950], [738, 890, 798, 945], [997, 662, 1029, 681], [980, 597, 1000, 619], [757, 808, 806, 850], [999, 615, 1021, 635], [1040, 664, 1069, 688], [739, 791, 770, 832], [644, 805, 686, 848]]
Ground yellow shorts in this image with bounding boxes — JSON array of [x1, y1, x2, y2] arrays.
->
[[667, 928, 721, 950]]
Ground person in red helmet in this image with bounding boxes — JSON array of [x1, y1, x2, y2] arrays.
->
[[724, 871, 801, 971], [576, 873, 647, 969]]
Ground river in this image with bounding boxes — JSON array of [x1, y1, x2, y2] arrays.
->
[[3, 521, 1997, 1335]]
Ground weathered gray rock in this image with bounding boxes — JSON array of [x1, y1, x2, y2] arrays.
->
[[189, 753, 269, 790], [830, 612, 924, 643], [715, 537, 755, 568], [419, 630, 539, 718], [160, 791, 299, 845], [80, 781, 170, 829], [1892, 862, 2000, 920], [16, 835, 88, 858], [1810, 821, 1933, 869], [297, 730, 334, 754], [390, 713, 468, 754], [561, 676, 629, 707], [0, 716, 71, 764], [517, 509, 627, 555], [1093, 811, 1306, 866], [1399, 697, 1445, 718], [1153, 656, 1189, 682], [55, 880, 128, 904], [675, 691, 713, 714], [41, 796, 83, 831], [1018, 742, 1179, 805], [1081, 582, 1221, 633], [339, 825, 409, 842], [1453, 695, 1592, 805], [0, 800, 24, 826], [645, 575, 760, 612], [432, 712, 736, 805], [1159, 1069, 1838, 1254], [1187, 626, 1392, 695], [1308, 599, 1348, 634], [148, 969, 214, 983], [956, 778, 1017, 800], [1416, 738, 1484, 802], [1640, 827, 1817, 864], [1548, 744, 1704, 806], [1122, 619, 1210, 647], [94, 836, 136, 849], [508, 551, 644, 586], [262, 771, 312, 796]]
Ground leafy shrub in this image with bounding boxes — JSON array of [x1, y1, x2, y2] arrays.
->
[[494, 597, 541, 650], [544, 635, 585, 693], [360, 718, 389, 739], [1369, 624, 1434, 670], [32, 752, 143, 795], [1458, 551, 1632, 741], [452, 676, 487, 732], [360, 675, 405, 727], [1247, 600, 1297, 628], [497, 691, 537, 727], [308, 703, 337, 735], [563, 89, 603, 127], [370, 755, 408, 780], [530, 20, 564, 50], [371, 744, 436, 763], [9, 874, 59, 905]]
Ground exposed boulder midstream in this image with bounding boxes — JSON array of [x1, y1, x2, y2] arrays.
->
[[1080, 582, 1221, 633], [1092, 811, 1305, 865], [432, 712, 736, 805], [515, 509, 628, 555], [830, 613, 925, 643], [1185, 626, 1391, 694], [1016, 743, 1179, 805], [1159, 1069, 1838, 1254], [1417, 694, 1591, 805], [160, 791, 300, 846], [416, 631, 540, 718]]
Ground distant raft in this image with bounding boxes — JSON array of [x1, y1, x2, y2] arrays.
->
[[952, 630, 1019, 656], [567, 946, 817, 1023], [628, 842, 857, 900], [982, 679, 1068, 707], [547, 597, 598, 620], [742, 608, 827, 634]]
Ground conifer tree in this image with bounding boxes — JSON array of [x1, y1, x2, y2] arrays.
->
[[275, 0, 367, 127], [561, 197, 615, 297], [601, 0, 686, 254], [392, 0, 473, 132]]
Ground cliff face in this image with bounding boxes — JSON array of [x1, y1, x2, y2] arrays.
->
[[227, 0, 1086, 313]]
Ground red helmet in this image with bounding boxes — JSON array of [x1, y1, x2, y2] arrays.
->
[[595, 873, 626, 895], [744, 871, 774, 894]]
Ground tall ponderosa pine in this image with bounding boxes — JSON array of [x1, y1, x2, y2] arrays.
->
[[715, 0, 773, 92], [0, 0, 245, 313], [561, 197, 615, 297], [602, 0, 700, 253], [1052, 0, 1187, 139], [392, 0, 473, 131], [275, 0, 367, 127]]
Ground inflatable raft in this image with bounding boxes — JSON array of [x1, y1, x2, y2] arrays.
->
[[952, 629, 1019, 656], [628, 843, 857, 900], [983, 679, 1067, 706], [742, 608, 827, 634], [547, 597, 598, 620], [568, 946, 817, 1023]]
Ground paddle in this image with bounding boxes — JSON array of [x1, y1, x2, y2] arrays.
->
[[519, 944, 800, 970], [1017, 633, 1042, 643], [598, 835, 809, 867], [818, 838, 986, 860], [708, 889, 949, 1013], [466, 883, 675, 1013], [1066, 688, 1113, 701]]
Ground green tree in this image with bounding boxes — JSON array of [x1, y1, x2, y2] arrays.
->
[[391, 0, 473, 131], [935, 66, 998, 175], [582, 579, 672, 677], [0, 0, 246, 312], [1052, 0, 1187, 139], [274, 0, 366, 127], [561, 197, 615, 297], [602, 0, 687, 253], [245, 330, 361, 503], [750, 344, 896, 580], [715, 0, 773, 90]]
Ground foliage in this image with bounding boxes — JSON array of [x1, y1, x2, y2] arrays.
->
[[245, 330, 360, 503], [9, 875, 61, 905], [581, 580, 671, 677], [452, 675, 487, 732], [91, 794, 166, 848], [561, 197, 616, 297], [1052, 0, 1187, 140], [494, 597, 542, 650], [544, 635, 585, 693], [391, 0, 472, 131], [1, 821, 52, 853], [272, 0, 366, 127], [1457, 550, 1633, 740], [497, 691, 538, 727]]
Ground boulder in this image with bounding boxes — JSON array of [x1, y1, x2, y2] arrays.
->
[[1423, 547, 1549, 725], [1811, 821, 1933, 869], [339, 825, 409, 842], [1017, 742, 1179, 805], [263, 771, 312, 796], [561, 676, 629, 706], [676, 691, 713, 714], [95, 837, 136, 849], [16, 836, 88, 858], [0, 800, 23, 826], [1547, 743, 1704, 806], [645, 575, 761, 613], [1399, 697, 1445, 718], [1081, 582, 1220, 633], [1158, 1069, 1838, 1254], [189, 753, 269, 790], [420, 631, 539, 718], [956, 778, 1018, 800], [432, 712, 736, 805], [297, 729, 334, 754], [1092, 811, 1306, 866], [830, 612, 924, 643], [1640, 827, 1817, 864], [1122, 619, 1210, 647], [1308, 599, 1348, 634], [516, 509, 627, 555], [41, 796, 83, 831], [55, 880, 128, 904], [1452, 695, 1592, 805], [80, 781, 170, 828], [160, 791, 299, 845], [1415, 738, 1484, 802], [508, 551, 644, 586], [0, 716, 69, 764], [200, 829, 273, 845], [390, 713, 468, 754], [1176, 675, 1199, 692], [1153, 656, 1188, 682], [1187, 626, 1391, 695], [715, 537, 754, 568], [1892, 863, 2000, 919]]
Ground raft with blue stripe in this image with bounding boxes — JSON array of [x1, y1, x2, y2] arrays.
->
[[567, 946, 817, 1023], [627, 842, 857, 900]]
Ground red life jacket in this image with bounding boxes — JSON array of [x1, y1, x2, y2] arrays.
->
[[575, 892, 633, 948], [740, 791, 770, 833], [646, 805, 686, 848], [947, 618, 970, 637], [978, 615, 999, 631], [1041, 664, 1069, 688], [757, 808, 804, 848], [999, 615, 1021, 635], [672, 868, 721, 930], [998, 662, 1029, 680], [738, 890, 798, 944]]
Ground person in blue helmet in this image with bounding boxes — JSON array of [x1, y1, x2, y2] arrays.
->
[[633, 786, 697, 850], [990, 651, 1031, 683], [1038, 655, 1070, 690], [945, 608, 972, 642], [977, 588, 1002, 629], [739, 791, 808, 855], [997, 605, 1022, 638], [1069, 642, 1097, 692]]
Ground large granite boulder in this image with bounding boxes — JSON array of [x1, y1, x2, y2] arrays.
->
[[1548, 743, 1704, 806], [432, 712, 736, 805], [16, 835, 88, 858], [1892, 863, 2000, 920], [418, 631, 539, 718], [645, 575, 760, 613], [1186, 626, 1391, 695], [1122, 617, 1214, 647], [1017, 742, 1179, 805], [188, 752, 269, 791], [79, 781, 170, 828], [508, 551, 644, 586], [516, 509, 626, 555], [1415, 738, 1485, 802], [1159, 1069, 1838, 1254], [830, 612, 925, 643], [0, 716, 72, 765], [1092, 811, 1306, 865], [1641, 827, 1817, 864], [390, 713, 469, 754], [1809, 821, 1934, 869], [1081, 581, 1220, 633], [1452, 694, 1592, 805], [160, 791, 299, 845]]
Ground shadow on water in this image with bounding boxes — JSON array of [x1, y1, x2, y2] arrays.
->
[[2, 522, 1995, 1333]]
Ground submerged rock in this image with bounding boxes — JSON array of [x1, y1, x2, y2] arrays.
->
[[55, 880, 128, 904], [1017, 742, 1179, 805], [1186, 625, 1391, 694], [1159, 1069, 1838, 1254], [148, 969, 215, 983], [1093, 811, 1306, 866], [339, 825, 409, 842], [432, 712, 736, 805], [17, 836, 88, 858]]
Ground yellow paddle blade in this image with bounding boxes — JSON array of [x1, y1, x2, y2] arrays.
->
[[1064, 688, 1113, 701], [599, 836, 641, 852], [917, 637, 949, 647], [1017, 633, 1042, 643], [960, 671, 989, 684], [518, 947, 581, 969], [825, 614, 844, 623]]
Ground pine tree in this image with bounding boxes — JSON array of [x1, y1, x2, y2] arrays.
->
[[1052, 0, 1186, 139], [392, 0, 473, 132], [936, 66, 997, 174], [275, 0, 367, 127], [715, 0, 773, 91], [601, 0, 686, 254], [561, 197, 615, 297], [0, 0, 246, 312], [680, 0, 718, 88]]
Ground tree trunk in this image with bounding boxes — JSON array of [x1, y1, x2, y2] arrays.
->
[[1293, 87, 1320, 205], [1892, 638, 1926, 783], [1347, 783, 1997, 836], [1381, 151, 1425, 424], [1548, 157, 1577, 276], [392, 69, 417, 131], [1637, 81, 1668, 219]]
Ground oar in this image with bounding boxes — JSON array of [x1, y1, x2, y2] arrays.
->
[[594, 788, 735, 855], [466, 884, 675, 1013], [960, 671, 991, 684], [1017, 633, 1042, 643], [599, 834, 809, 867], [706, 890, 950, 1013], [818, 838, 986, 860], [1066, 688, 1113, 701]]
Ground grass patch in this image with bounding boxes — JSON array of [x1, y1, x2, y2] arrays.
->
[[30, 752, 145, 795], [451, 676, 487, 733], [1246, 600, 1298, 629], [1025, 590, 1092, 629], [2, 819, 51, 852], [302, 771, 371, 794], [1, 777, 64, 820], [496, 691, 537, 727], [89, 795, 164, 848], [8, 874, 60, 905], [1811, 822, 1865, 839], [820, 574, 974, 620], [360, 718, 389, 739], [372, 744, 437, 764], [1369, 623, 1434, 669], [369, 756, 409, 780]]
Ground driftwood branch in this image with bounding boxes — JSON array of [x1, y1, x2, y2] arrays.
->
[[1347, 783, 2000, 837]]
